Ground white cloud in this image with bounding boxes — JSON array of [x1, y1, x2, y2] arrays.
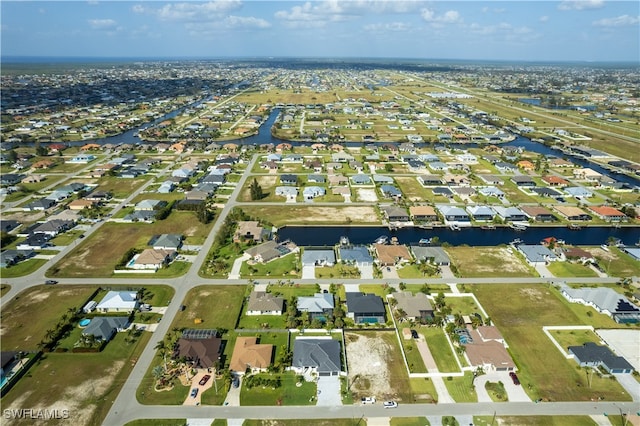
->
[[88, 19, 118, 30], [421, 8, 462, 25], [363, 22, 411, 32], [539, 15, 549, 22], [468, 22, 537, 42], [224, 15, 271, 29], [185, 15, 271, 36], [593, 14, 640, 27], [558, 0, 604, 11], [140, 1, 243, 22]]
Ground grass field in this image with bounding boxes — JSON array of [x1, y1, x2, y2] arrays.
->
[[548, 329, 601, 351], [398, 331, 428, 373], [94, 176, 150, 198], [240, 205, 380, 226], [1, 331, 151, 426], [240, 372, 316, 406], [0, 259, 48, 278], [473, 416, 598, 426], [472, 284, 632, 402], [447, 246, 536, 278], [546, 262, 599, 278], [443, 296, 483, 317], [169, 285, 246, 331], [422, 327, 461, 373], [0, 285, 97, 351], [48, 212, 212, 277], [443, 371, 478, 402], [409, 377, 438, 403], [240, 253, 301, 279]]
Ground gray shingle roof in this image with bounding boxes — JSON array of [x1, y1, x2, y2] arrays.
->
[[292, 338, 341, 373]]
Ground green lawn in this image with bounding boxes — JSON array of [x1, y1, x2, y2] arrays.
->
[[443, 296, 483, 317], [266, 283, 321, 300], [170, 285, 246, 331], [443, 371, 478, 402], [0, 258, 48, 278], [397, 264, 441, 279], [0, 285, 98, 351], [95, 176, 150, 198], [546, 262, 598, 278], [473, 416, 597, 426], [485, 380, 508, 402], [423, 327, 461, 373], [399, 332, 428, 373], [1, 330, 151, 426], [548, 329, 601, 351], [315, 264, 361, 279], [240, 253, 301, 279], [391, 418, 431, 426], [240, 372, 316, 405], [473, 284, 633, 402], [447, 246, 536, 278], [596, 247, 640, 277], [136, 359, 191, 405]]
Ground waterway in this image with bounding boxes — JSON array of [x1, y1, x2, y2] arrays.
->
[[277, 225, 640, 247]]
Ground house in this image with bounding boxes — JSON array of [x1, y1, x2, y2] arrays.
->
[[417, 174, 442, 186], [564, 247, 596, 264], [380, 185, 402, 199], [573, 168, 602, 181], [466, 205, 496, 222], [23, 198, 56, 211], [302, 186, 325, 200], [510, 175, 536, 187], [568, 342, 634, 374], [135, 199, 168, 211], [588, 206, 627, 222], [122, 210, 157, 223], [433, 187, 454, 198], [493, 206, 527, 222], [554, 206, 592, 221], [328, 175, 349, 186], [437, 205, 471, 223], [346, 292, 386, 324], [531, 187, 563, 198], [392, 291, 434, 322], [564, 187, 593, 199], [542, 175, 569, 187], [96, 291, 138, 313], [372, 175, 394, 184], [148, 234, 183, 250], [1, 174, 25, 186], [246, 240, 291, 263], [32, 219, 74, 236], [494, 162, 517, 173], [302, 249, 335, 267], [229, 336, 273, 374], [559, 284, 640, 324], [82, 317, 130, 342], [275, 186, 298, 200], [521, 206, 557, 222], [381, 206, 409, 222], [246, 291, 284, 316], [67, 199, 97, 210], [464, 327, 516, 372], [339, 246, 373, 266], [280, 174, 298, 185], [409, 205, 438, 222], [16, 234, 51, 250], [291, 337, 341, 376], [478, 175, 504, 186], [175, 331, 222, 369], [443, 174, 470, 186], [350, 174, 372, 185], [478, 186, 505, 199], [68, 154, 96, 163], [158, 181, 175, 193], [0, 249, 34, 268], [374, 244, 412, 266], [307, 174, 325, 184], [410, 245, 450, 265], [516, 244, 559, 265], [234, 221, 267, 243], [129, 248, 176, 270], [297, 293, 335, 322]]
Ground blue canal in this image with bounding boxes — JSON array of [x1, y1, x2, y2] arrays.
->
[[276, 225, 640, 247]]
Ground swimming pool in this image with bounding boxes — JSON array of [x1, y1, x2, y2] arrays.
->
[[79, 318, 91, 327]]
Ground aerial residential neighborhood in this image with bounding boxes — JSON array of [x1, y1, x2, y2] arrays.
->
[[1, 2, 640, 425]]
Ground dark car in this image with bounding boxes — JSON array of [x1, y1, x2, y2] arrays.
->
[[410, 329, 419, 339], [45, 280, 58, 285], [180, 305, 186, 311], [199, 375, 211, 386], [509, 372, 520, 385]]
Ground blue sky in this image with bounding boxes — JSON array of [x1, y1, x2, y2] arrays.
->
[[1, 1, 638, 61]]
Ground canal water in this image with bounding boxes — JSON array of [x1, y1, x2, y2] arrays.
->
[[276, 225, 640, 247]]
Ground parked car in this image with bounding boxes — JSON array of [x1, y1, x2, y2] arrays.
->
[[45, 280, 58, 285], [383, 401, 398, 409], [199, 375, 211, 386], [232, 376, 240, 388], [190, 388, 199, 398], [410, 329, 419, 339], [509, 372, 520, 385], [361, 396, 376, 404]]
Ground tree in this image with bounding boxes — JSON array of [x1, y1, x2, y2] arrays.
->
[[250, 178, 263, 201]]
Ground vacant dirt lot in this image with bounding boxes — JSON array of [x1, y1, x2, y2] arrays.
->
[[447, 246, 534, 277], [345, 331, 398, 400]]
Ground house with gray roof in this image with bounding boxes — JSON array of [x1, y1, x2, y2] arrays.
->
[[410, 245, 450, 265], [23, 198, 56, 211], [478, 186, 505, 199], [568, 342, 634, 374], [381, 205, 409, 222], [391, 291, 434, 322], [149, 234, 183, 250], [372, 175, 394, 184], [246, 291, 284, 316], [82, 316, 130, 342], [339, 246, 373, 266], [564, 187, 593, 198], [302, 249, 335, 267], [307, 174, 325, 184], [0, 249, 34, 268], [96, 291, 138, 313], [516, 244, 558, 265], [350, 174, 372, 185], [275, 186, 298, 200], [559, 284, 640, 324], [417, 174, 442, 186], [466, 205, 496, 222], [297, 293, 334, 322], [135, 199, 167, 211], [32, 219, 74, 236], [510, 175, 536, 187], [245, 240, 290, 263], [291, 337, 341, 376], [280, 174, 298, 185], [302, 186, 325, 200], [493, 206, 527, 222], [437, 205, 471, 223], [346, 292, 386, 324], [380, 185, 402, 199]]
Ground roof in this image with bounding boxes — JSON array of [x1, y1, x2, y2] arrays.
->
[[346, 292, 385, 314], [297, 293, 335, 313], [247, 291, 284, 313], [229, 336, 273, 372], [339, 246, 373, 263], [554, 205, 590, 218], [135, 248, 175, 265], [96, 291, 138, 310], [292, 338, 341, 373], [302, 249, 336, 265], [409, 205, 437, 217], [410, 245, 450, 264], [517, 244, 558, 263], [561, 285, 640, 317], [521, 205, 555, 217], [149, 234, 183, 249], [83, 316, 129, 341], [392, 291, 433, 317], [374, 244, 412, 264], [589, 206, 626, 217], [568, 342, 634, 371], [465, 331, 515, 370], [176, 336, 222, 368]]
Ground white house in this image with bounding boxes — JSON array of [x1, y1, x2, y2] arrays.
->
[[96, 291, 138, 313]]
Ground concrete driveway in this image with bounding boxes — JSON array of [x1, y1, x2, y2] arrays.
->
[[302, 265, 315, 279], [316, 375, 342, 406], [474, 371, 531, 402]]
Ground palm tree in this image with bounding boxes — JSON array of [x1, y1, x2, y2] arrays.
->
[[154, 340, 168, 372]]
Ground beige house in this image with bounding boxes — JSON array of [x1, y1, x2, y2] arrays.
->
[[229, 336, 273, 374]]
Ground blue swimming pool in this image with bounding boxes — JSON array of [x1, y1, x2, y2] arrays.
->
[[79, 318, 91, 327]]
